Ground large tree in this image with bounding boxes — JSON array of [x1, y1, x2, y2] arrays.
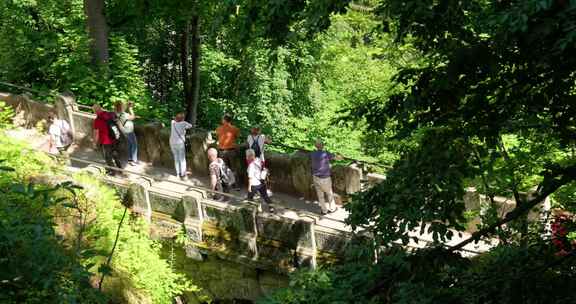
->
[[84, 0, 109, 66]]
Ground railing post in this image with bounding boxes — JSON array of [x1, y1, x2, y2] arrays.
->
[[131, 177, 153, 223]]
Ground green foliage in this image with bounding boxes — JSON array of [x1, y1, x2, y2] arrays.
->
[[74, 174, 196, 304], [0, 131, 199, 303], [343, 0, 576, 245], [0, 0, 153, 109], [263, 241, 576, 304], [0, 134, 104, 303], [0, 178, 106, 303], [0, 101, 15, 129], [0, 0, 401, 165]]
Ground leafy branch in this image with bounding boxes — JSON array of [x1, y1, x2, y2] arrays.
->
[[449, 163, 576, 252]]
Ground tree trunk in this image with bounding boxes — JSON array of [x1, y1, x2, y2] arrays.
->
[[180, 22, 192, 120], [186, 15, 201, 126], [84, 0, 109, 66]]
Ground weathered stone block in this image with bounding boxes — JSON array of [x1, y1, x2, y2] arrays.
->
[[178, 195, 200, 222], [315, 231, 349, 254], [185, 224, 202, 242], [290, 152, 314, 199], [149, 191, 181, 215], [129, 180, 151, 221], [366, 173, 386, 186], [188, 132, 211, 176]]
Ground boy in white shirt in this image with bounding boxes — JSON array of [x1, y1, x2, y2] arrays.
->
[[246, 149, 274, 213]]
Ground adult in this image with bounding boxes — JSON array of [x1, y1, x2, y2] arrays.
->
[[48, 112, 72, 155], [246, 149, 274, 213], [115, 101, 138, 166], [208, 147, 231, 201], [246, 125, 271, 164], [215, 114, 240, 168], [170, 112, 193, 180], [93, 104, 122, 175], [310, 139, 341, 214]]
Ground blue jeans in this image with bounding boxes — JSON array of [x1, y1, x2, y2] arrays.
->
[[170, 143, 186, 177], [126, 132, 138, 162]]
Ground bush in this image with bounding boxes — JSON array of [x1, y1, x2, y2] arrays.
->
[[0, 171, 105, 304], [0, 131, 200, 303]]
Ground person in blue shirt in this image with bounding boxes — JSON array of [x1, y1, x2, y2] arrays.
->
[[310, 138, 342, 215]]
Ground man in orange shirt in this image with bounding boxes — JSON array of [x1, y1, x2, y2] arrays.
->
[[215, 113, 240, 168]]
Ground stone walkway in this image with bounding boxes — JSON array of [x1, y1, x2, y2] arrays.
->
[[6, 127, 496, 255]]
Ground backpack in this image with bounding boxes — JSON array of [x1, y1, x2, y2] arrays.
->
[[218, 159, 236, 187], [249, 135, 262, 158], [106, 114, 121, 142]]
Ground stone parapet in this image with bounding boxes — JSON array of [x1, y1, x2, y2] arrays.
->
[[2, 92, 367, 202]]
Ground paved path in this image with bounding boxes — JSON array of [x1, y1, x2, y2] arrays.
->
[[6, 127, 496, 255]]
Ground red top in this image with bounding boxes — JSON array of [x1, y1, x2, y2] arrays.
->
[[93, 111, 115, 145]]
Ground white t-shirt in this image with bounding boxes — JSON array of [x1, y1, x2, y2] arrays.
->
[[116, 112, 134, 134], [49, 119, 72, 148], [247, 134, 266, 160], [170, 120, 193, 146], [247, 158, 264, 186]]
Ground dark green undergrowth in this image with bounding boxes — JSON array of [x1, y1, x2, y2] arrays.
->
[[0, 132, 203, 303]]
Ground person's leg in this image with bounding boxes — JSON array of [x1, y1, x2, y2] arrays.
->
[[102, 144, 115, 175], [171, 145, 181, 177], [127, 132, 138, 163], [212, 182, 223, 201], [257, 183, 274, 212], [247, 185, 257, 200], [323, 177, 336, 212], [111, 143, 122, 169], [178, 145, 187, 178], [313, 176, 328, 213]]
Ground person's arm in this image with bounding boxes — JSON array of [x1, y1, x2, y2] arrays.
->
[[126, 102, 137, 120], [93, 128, 99, 148], [209, 164, 218, 190], [247, 165, 253, 192], [332, 153, 344, 161], [48, 128, 55, 151], [210, 174, 218, 191], [185, 121, 194, 129]]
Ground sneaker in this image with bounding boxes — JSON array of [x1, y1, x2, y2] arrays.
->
[[329, 207, 338, 213], [128, 161, 136, 166], [269, 206, 276, 214]]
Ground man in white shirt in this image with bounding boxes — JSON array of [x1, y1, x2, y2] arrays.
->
[[246, 126, 271, 164], [48, 112, 72, 154], [170, 112, 193, 180], [246, 149, 274, 213]]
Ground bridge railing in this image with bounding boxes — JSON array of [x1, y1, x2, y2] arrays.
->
[[37, 150, 483, 273]]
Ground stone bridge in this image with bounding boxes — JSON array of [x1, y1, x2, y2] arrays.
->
[[1, 91, 531, 273]]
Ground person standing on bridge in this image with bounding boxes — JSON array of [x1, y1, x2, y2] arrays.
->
[[48, 112, 73, 155], [207, 147, 233, 201], [216, 114, 240, 168], [115, 101, 139, 166], [170, 112, 193, 181], [93, 104, 122, 176], [246, 125, 272, 165], [311, 139, 342, 215], [246, 148, 274, 213]]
